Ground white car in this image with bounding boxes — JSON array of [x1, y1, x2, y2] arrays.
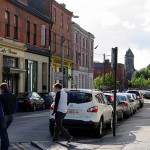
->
[[49, 89, 113, 138]]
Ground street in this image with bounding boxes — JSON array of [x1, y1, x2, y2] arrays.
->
[[6, 99, 150, 150]]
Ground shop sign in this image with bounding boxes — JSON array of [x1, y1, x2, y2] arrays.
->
[[0, 47, 17, 55]]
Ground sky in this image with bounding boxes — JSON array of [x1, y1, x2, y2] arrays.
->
[[57, 0, 150, 70]]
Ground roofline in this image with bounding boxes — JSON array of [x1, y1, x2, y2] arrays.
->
[[9, 0, 53, 24]]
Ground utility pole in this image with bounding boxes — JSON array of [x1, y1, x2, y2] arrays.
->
[[61, 34, 65, 87]]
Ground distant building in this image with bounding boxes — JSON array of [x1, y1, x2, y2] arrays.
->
[[72, 22, 94, 89], [94, 60, 126, 90], [125, 48, 135, 81]]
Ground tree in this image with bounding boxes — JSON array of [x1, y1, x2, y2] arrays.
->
[[131, 64, 150, 88], [93, 73, 119, 90]]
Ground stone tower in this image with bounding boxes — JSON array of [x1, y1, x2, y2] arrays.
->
[[125, 48, 135, 81]]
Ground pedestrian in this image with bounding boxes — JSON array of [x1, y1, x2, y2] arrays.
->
[[51, 83, 72, 143], [0, 83, 16, 150]]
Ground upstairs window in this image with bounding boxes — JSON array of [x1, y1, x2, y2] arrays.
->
[[60, 13, 64, 27], [5, 11, 10, 37], [27, 20, 30, 43], [14, 15, 18, 40], [67, 39, 69, 56], [67, 18, 70, 31], [53, 8, 56, 23], [33, 24, 37, 45]]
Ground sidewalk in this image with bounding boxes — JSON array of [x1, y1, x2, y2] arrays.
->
[[31, 101, 150, 150]]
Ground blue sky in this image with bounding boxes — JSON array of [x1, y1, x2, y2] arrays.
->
[[56, 0, 150, 70]]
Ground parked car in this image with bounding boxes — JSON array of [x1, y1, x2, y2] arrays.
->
[[132, 93, 140, 110], [126, 90, 144, 108], [117, 94, 133, 117], [38, 92, 53, 108], [104, 93, 124, 120], [143, 91, 150, 99], [120, 93, 138, 113], [49, 89, 113, 138], [17, 92, 45, 111]]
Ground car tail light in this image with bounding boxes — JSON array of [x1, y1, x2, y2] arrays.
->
[[121, 102, 128, 107], [87, 106, 98, 112], [27, 99, 32, 104], [50, 104, 54, 110], [110, 96, 113, 102]]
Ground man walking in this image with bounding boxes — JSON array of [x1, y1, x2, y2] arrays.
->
[[0, 83, 16, 150], [52, 83, 72, 143]]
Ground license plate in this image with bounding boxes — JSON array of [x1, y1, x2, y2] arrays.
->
[[67, 109, 78, 114]]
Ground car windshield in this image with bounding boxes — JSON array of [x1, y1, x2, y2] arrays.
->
[[145, 91, 150, 94], [17, 93, 31, 98], [66, 92, 92, 104], [127, 91, 140, 96], [117, 95, 126, 101]]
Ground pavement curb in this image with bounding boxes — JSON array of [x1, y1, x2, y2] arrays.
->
[[31, 141, 48, 150]]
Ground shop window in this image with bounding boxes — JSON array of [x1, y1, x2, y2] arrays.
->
[[14, 15, 18, 40], [5, 11, 10, 37], [27, 20, 30, 43], [33, 23, 37, 45], [3, 56, 18, 68]]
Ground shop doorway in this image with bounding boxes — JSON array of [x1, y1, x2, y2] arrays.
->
[[3, 73, 19, 94]]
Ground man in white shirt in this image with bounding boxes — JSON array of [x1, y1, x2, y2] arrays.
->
[[51, 83, 72, 143]]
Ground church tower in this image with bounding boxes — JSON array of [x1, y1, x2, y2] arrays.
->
[[125, 48, 135, 81]]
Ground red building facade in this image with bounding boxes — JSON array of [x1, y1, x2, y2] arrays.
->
[[0, 0, 52, 93], [50, 1, 73, 89], [94, 60, 126, 89]]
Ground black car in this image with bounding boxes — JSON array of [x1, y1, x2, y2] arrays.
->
[[104, 93, 124, 120], [38, 92, 53, 108], [17, 92, 45, 111], [143, 91, 150, 99]]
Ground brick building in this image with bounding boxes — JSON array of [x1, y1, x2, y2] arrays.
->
[[0, 0, 52, 93], [94, 60, 126, 90], [50, 1, 73, 89], [72, 22, 94, 89]]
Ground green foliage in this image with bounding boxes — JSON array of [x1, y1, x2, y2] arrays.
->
[[93, 72, 119, 90], [131, 64, 150, 88]]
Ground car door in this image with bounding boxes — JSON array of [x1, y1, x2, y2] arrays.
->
[[36, 93, 44, 107], [32, 92, 39, 107]]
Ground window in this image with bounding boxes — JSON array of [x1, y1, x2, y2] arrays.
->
[[27, 20, 30, 43], [67, 18, 70, 31], [53, 32, 56, 52], [53, 8, 56, 23], [5, 11, 10, 37], [60, 13, 63, 27], [45, 28, 47, 47], [91, 41, 93, 50], [75, 32, 78, 44], [33, 24, 37, 45], [86, 39, 88, 49], [14, 15, 18, 39], [66, 39, 69, 56], [83, 38, 85, 48]]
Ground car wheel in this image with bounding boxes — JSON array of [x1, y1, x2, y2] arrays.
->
[[49, 120, 55, 136], [95, 118, 103, 138], [106, 115, 113, 129], [33, 104, 36, 111], [120, 112, 124, 121], [42, 104, 45, 110]]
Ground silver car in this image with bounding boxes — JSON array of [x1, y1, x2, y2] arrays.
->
[[117, 94, 133, 117]]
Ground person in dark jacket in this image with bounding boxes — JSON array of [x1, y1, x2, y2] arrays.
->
[[0, 83, 16, 150]]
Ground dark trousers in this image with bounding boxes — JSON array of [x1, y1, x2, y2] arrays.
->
[[0, 115, 13, 150], [54, 111, 71, 140]]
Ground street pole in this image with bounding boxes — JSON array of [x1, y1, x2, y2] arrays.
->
[[103, 53, 105, 89], [61, 34, 65, 87], [111, 47, 118, 136]]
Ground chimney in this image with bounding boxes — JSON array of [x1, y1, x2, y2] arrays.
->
[[60, 3, 66, 8]]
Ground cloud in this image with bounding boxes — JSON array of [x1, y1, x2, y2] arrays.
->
[[56, 0, 150, 69]]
